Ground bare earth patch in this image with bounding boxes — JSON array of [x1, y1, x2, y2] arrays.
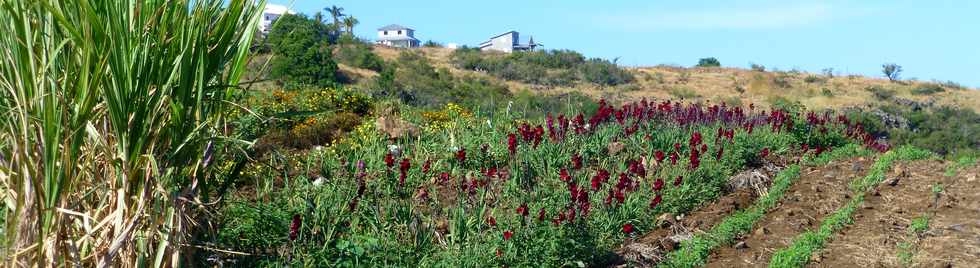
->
[[811, 160, 980, 268], [703, 157, 873, 267]]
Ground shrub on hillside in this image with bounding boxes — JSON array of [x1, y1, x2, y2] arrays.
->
[[449, 48, 632, 86], [866, 86, 895, 100], [750, 63, 765, 72], [696, 57, 721, 67], [267, 14, 340, 88], [911, 84, 945, 95], [849, 105, 980, 156], [335, 43, 385, 71], [579, 58, 635, 86]]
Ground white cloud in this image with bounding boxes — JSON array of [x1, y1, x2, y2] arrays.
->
[[596, 3, 840, 31]]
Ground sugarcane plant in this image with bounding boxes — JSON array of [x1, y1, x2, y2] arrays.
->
[[0, 0, 263, 266]]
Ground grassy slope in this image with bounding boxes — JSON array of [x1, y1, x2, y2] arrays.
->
[[356, 46, 980, 112]]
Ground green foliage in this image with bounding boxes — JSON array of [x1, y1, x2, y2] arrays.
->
[[804, 75, 824, 84], [335, 43, 385, 71], [750, 63, 766, 72], [450, 48, 633, 86], [0, 0, 262, 264], [696, 57, 721, 67], [882, 63, 903, 82], [423, 40, 443, 47], [909, 216, 930, 235], [267, 14, 340, 88], [821, 88, 835, 97], [773, 73, 793, 88], [579, 58, 635, 86], [911, 84, 945, 95], [214, 97, 871, 266], [866, 86, 895, 100], [851, 104, 980, 156]]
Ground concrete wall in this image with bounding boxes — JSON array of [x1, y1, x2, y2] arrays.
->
[[378, 29, 414, 39], [481, 32, 517, 53]]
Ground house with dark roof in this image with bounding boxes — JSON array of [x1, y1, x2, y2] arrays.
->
[[478, 31, 540, 53], [376, 24, 419, 48]]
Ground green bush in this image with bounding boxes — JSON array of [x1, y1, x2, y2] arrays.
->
[[335, 43, 385, 71], [578, 58, 635, 86], [911, 84, 945, 95], [696, 57, 721, 67], [267, 14, 340, 88], [866, 86, 894, 100], [450, 48, 632, 86]]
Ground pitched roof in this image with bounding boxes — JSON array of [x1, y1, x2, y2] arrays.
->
[[378, 24, 413, 31], [377, 35, 419, 41]]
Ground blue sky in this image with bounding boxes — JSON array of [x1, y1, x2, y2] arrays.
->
[[272, 0, 980, 87]]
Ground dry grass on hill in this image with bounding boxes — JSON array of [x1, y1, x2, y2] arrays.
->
[[284, 45, 980, 112]]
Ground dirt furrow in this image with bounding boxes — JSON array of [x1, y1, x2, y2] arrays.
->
[[703, 157, 873, 267], [810, 160, 980, 267]]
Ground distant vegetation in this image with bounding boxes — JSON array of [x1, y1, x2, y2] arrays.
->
[[849, 104, 980, 157], [265, 14, 341, 88], [696, 57, 721, 67], [450, 48, 634, 86], [882, 63, 903, 82]]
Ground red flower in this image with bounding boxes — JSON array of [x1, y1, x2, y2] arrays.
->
[[517, 203, 529, 217], [760, 147, 770, 158], [559, 169, 572, 182], [650, 194, 662, 209], [571, 154, 583, 170], [674, 175, 683, 186], [653, 178, 664, 192], [456, 148, 467, 163], [654, 150, 665, 163], [289, 214, 302, 241], [537, 208, 547, 222], [670, 152, 679, 165], [400, 158, 411, 173], [384, 153, 395, 169], [507, 133, 518, 155], [487, 216, 497, 227], [438, 172, 450, 185], [503, 230, 513, 240], [623, 223, 634, 234], [674, 143, 682, 152]]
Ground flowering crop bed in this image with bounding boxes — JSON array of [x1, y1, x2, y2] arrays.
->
[[217, 99, 888, 267]]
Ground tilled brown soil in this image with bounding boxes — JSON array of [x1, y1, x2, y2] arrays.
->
[[703, 157, 874, 267], [810, 160, 980, 268], [612, 187, 759, 266]]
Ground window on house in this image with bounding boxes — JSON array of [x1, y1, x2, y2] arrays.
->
[[398, 30, 402, 35], [383, 31, 388, 35]]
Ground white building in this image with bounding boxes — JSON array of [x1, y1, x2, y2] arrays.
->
[[259, 4, 293, 33], [376, 24, 420, 48], [479, 31, 540, 53]]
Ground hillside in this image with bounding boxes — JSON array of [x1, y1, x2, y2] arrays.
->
[[352, 46, 980, 113]]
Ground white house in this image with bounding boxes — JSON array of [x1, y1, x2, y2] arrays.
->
[[259, 4, 294, 33], [479, 31, 540, 53], [376, 24, 420, 48]]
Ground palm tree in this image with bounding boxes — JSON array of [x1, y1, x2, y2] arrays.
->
[[325, 5, 345, 26], [314, 11, 324, 24], [343, 16, 359, 34]]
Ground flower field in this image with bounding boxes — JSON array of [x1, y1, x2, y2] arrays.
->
[[216, 98, 887, 267]]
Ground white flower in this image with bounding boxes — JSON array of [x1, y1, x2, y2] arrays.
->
[[312, 176, 326, 187], [388, 145, 402, 157]]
